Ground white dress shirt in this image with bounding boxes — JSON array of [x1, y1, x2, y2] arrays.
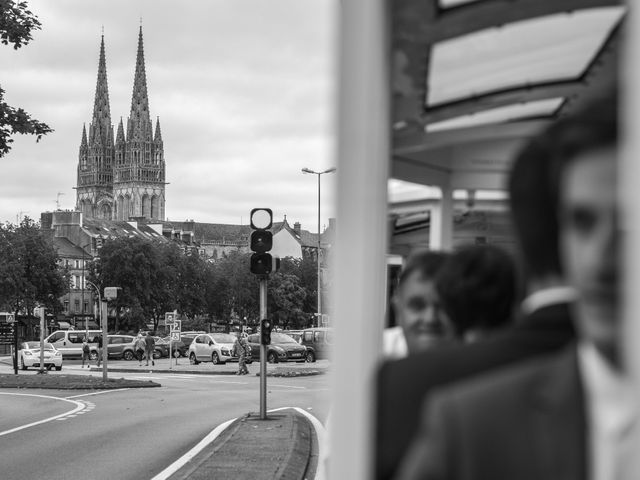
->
[[578, 342, 638, 480]]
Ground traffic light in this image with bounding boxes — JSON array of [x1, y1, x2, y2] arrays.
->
[[260, 318, 272, 345], [249, 208, 280, 275]]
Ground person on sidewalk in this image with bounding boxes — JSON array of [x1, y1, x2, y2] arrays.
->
[[144, 332, 156, 367], [235, 333, 250, 375], [81, 335, 90, 368], [135, 333, 146, 366], [95, 333, 103, 367]]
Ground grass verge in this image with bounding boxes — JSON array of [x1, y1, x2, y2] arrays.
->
[[0, 373, 160, 389]]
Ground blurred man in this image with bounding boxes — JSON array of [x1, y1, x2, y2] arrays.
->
[[395, 91, 632, 480], [383, 251, 456, 358], [375, 93, 579, 480]]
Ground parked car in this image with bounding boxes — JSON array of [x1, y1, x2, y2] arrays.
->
[[44, 330, 100, 358], [188, 333, 239, 365], [104, 335, 136, 360], [298, 327, 333, 362], [246, 332, 307, 363], [19, 342, 63, 371], [152, 336, 171, 358], [180, 331, 206, 351], [162, 336, 187, 357]]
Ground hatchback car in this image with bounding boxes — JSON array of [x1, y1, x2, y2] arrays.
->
[[188, 333, 238, 365], [246, 332, 307, 363], [163, 336, 187, 357], [104, 335, 136, 360], [19, 342, 63, 371]]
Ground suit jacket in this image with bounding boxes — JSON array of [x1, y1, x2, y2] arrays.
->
[[376, 302, 575, 480], [394, 346, 586, 480]]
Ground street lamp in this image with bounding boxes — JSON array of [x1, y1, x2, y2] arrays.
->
[[301, 167, 336, 327]]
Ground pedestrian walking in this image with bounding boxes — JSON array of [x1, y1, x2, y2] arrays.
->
[[234, 333, 250, 375], [81, 335, 90, 368], [144, 332, 156, 367], [95, 333, 103, 367], [135, 333, 146, 366]]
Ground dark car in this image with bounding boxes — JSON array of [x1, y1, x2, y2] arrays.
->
[[298, 327, 333, 362], [162, 336, 187, 357], [246, 332, 307, 363]]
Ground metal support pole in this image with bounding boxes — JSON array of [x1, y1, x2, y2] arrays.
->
[[317, 173, 322, 327], [259, 276, 268, 420], [12, 315, 17, 375], [101, 299, 108, 381], [38, 308, 45, 374]]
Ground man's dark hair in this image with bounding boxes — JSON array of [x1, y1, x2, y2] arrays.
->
[[397, 250, 449, 289], [508, 90, 617, 278], [436, 244, 517, 335]]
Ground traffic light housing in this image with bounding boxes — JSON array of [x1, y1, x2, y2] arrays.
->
[[260, 318, 272, 345], [249, 208, 280, 275]]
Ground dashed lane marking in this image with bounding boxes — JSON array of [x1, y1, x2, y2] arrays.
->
[[0, 393, 86, 437]]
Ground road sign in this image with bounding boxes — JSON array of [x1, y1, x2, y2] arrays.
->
[[164, 312, 175, 325], [6, 314, 14, 324], [170, 331, 180, 341], [171, 320, 182, 332]]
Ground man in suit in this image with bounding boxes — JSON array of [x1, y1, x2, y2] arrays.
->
[[395, 91, 634, 480], [375, 100, 578, 480]]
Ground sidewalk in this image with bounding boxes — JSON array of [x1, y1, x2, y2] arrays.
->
[[158, 408, 323, 480], [0, 355, 330, 377]]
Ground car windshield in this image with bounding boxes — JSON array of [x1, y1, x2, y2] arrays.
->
[[24, 342, 55, 350], [211, 333, 236, 344], [271, 333, 298, 344]]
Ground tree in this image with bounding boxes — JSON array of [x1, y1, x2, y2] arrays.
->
[[268, 272, 308, 330], [0, 0, 53, 156], [0, 217, 67, 323]]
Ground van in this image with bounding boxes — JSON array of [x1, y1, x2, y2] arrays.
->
[[44, 330, 101, 358], [299, 327, 333, 362]]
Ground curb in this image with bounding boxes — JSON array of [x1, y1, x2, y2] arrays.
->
[[88, 367, 326, 377], [158, 409, 317, 480]]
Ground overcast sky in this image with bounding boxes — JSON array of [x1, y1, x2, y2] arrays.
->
[[0, 0, 342, 232]]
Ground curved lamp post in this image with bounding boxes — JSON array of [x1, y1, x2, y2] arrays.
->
[[301, 167, 336, 327]]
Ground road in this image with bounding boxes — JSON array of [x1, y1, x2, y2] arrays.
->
[[0, 363, 330, 479]]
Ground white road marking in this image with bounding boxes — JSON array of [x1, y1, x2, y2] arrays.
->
[[150, 417, 237, 480], [66, 388, 130, 399], [0, 392, 86, 437], [271, 407, 327, 480], [269, 384, 306, 389]]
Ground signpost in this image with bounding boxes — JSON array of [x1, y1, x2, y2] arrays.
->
[[167, 311, 180, 368]]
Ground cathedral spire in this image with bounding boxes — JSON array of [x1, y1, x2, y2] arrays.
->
[[154, 116, 163, 143], [128, 26, 152, 141], [80, 123, 88, 147], [115, 117, 125, 144], [90, 34, 113, 146]]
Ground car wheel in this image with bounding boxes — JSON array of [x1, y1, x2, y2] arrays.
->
[[153, 349, 161, 359], [89, 351, 98, 361], [212, 352, 221, 365], [55, 366, 62, 371], [172, 349, 180, 358], [123, 350, 134, 361], [305, 351, 316, 363], [190, 353, 199, 365], [20, 357, 27, 370], [267, 352, 278, 364]]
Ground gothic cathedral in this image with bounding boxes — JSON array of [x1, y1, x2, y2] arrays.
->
[[76, 27, 165, 221]]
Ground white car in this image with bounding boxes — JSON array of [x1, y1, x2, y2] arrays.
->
[[188, 333, 239, 365], [19, 342, 63, 371]]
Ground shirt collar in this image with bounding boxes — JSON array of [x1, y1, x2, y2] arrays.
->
[[520, 286, 578, 316]]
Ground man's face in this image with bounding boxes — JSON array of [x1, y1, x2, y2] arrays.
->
[[394, 271, 456, 353], [559, 146, 618, 359]]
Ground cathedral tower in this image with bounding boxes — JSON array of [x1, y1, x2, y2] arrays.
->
[[113, 26, 165, 221], [76, 35, 115, 219]]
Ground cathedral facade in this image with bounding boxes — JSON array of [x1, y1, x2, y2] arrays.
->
[[76, 27, 165, 221]]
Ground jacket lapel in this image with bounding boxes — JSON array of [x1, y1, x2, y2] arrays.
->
[[530, 346, 588, 480]]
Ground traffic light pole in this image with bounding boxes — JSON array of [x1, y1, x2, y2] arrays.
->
[[259, 276, 268, 420]]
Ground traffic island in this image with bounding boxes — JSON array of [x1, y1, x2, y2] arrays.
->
[[167, 409, 318, 480], [0, 373, 160, 389]]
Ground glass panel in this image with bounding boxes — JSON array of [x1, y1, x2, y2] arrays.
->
[[428, 7, 626, 106], [426, 97, 564, 133]]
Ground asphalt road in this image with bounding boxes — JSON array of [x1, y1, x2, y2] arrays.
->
[[0, 364, 330, 480]]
